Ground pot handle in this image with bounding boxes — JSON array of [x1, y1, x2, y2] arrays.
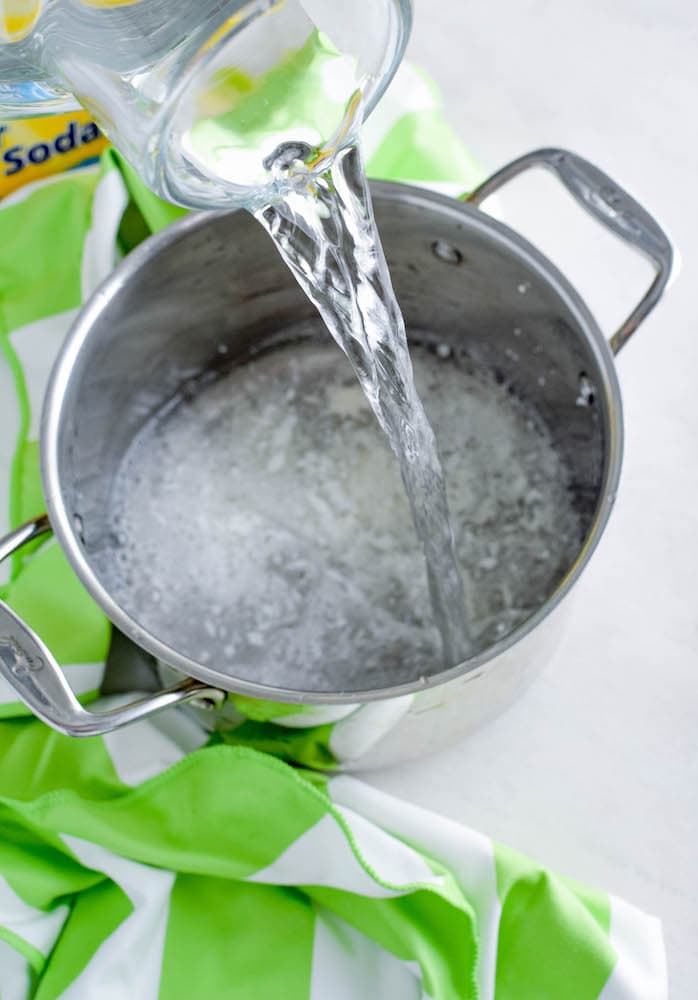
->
[[0, 515, 223, 737], [466, 147, 674, 354]]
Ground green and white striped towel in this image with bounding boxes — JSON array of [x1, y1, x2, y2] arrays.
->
[[0, 710, 666, 1000], [0, 65, 666, 998]]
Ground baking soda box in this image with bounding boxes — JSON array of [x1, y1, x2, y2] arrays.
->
[[0, 109, 108, 197]]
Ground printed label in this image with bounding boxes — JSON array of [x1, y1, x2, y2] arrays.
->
[[0, 109, 109, 196]]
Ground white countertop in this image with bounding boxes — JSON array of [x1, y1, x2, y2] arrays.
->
[[370, 2, 697, 994]]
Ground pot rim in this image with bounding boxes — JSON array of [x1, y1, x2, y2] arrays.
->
[[41, 179, 624, 705]]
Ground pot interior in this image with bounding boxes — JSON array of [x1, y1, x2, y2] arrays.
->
[[48, 183, 618, 697]]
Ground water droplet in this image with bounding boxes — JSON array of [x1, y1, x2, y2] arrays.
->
[[513, 327, 522, 337], [537, 375, 546, 387], [436, 343, 452, 359], [73, 513, 84, 539], [517, 281, 530, 294], [217, 343, 229, 355]]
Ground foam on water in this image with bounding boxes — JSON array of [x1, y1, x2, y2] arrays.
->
[[99, 338, 581, 693]]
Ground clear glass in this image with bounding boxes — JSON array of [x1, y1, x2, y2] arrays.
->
[[0, 0, 412, 209]]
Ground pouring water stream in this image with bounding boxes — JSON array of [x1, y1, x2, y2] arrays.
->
[[253, 116, 473, 665]]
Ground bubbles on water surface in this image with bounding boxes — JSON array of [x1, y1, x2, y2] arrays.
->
[[97, 339, 582, 694]]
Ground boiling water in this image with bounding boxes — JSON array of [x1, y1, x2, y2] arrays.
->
[[100, 339, 581, 692]]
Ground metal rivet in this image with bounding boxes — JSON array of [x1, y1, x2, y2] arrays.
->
[[431, 240, 463, 265]]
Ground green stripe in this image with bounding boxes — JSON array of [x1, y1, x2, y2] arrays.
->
[[0, 172, 96, 330], [309, 881, 478, 1000], [15, 440, 43, 527], [560, 873, 611, 935], [34, 880, 133, 1000], [229, 693, 315, 722], [159, 877, 314, 1000], [0, 747, 329, 878], [0, 325, 31, 587], [0, 171, 97, 586], [4, 440, 49, 581], [299, 824, 479, 1000], [210, 719, 337, 770], [0, 178, 112, 670], [367, 110, 485, 189], [0, 176, 96, 592], [104, 149, 187, 236], [0, 700, 33, 718], [0, 718, 126, 803], [494, 843, 614, 1000], [0, 925, 45, 975], [0, 803, 109, 910]]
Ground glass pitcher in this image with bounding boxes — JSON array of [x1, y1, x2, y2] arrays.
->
[[0, 0, 412, 209]]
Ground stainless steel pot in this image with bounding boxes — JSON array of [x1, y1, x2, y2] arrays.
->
[[0, 148, 673, 767]]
